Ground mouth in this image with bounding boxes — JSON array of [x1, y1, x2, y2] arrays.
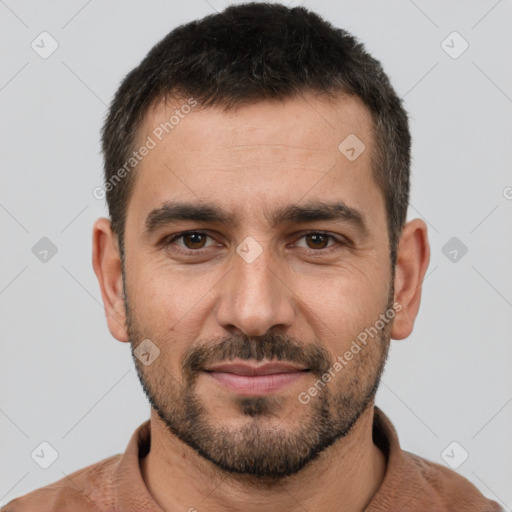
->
[[203, 360, 310, 396]]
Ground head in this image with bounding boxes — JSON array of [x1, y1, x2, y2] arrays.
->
[[93, 2, 429, 479]]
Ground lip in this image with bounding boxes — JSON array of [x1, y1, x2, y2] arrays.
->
[[203, 360, 309, 396], [204, 361, 307, 375]]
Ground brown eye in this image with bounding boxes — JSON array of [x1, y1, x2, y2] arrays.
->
[[166, 231, 215, 252], [181, 232, 208, 249], [304, 233, 331, 249], [293, 232, 344, 254]]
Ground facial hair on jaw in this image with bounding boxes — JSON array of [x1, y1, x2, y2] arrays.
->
[[123, 273, 393, 479]]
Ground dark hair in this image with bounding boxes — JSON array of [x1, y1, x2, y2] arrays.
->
[[101, 2, 410, 265]]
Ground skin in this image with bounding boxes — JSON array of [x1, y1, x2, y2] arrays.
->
[[93, 92, 430, 512]]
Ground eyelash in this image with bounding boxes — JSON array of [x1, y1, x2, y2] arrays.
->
[[164, 230, 348, 255]]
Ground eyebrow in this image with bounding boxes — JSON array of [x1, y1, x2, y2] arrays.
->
[[144, 200, 368, 236]]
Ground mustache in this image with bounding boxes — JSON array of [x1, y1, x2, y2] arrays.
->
[[182, 332, 332, 381]]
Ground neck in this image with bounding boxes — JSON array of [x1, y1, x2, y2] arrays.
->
[[140, 403, 387, 512]]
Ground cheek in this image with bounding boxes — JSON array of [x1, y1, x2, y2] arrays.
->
[[291, 262, 390, 354], [125, 261, 219, 339]]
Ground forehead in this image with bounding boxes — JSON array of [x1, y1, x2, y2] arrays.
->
[[139, 92, 374, 163], [126, 92, 382, 231]]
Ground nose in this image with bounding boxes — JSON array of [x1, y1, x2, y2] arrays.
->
[[215, 242, 296, 337]]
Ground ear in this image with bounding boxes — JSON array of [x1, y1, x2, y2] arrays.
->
[[92, 218, 129, 342], [391, 218, 430, 340]]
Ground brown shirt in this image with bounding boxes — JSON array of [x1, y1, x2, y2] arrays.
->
[[1, 406, 503, 512]]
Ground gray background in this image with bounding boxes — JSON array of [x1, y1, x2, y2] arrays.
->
[[1, 0, 511, 507]]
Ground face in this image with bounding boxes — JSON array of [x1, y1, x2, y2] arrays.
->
[[121, 92, 394, 478]]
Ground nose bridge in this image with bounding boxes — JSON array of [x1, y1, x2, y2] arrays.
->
[[215, 238, 295, 336]]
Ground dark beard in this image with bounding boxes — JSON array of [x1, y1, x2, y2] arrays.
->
[[129, 327, 390, 480], [124, 265, 393, 479]]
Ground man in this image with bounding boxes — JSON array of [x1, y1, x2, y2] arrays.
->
[[2, 3, 503, 511]]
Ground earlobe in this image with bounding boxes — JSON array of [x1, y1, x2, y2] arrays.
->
[[92, 218, 130, 342], [391, 219, 430, 340]]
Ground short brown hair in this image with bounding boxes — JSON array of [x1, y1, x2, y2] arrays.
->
[[101, 2, 410, 265]]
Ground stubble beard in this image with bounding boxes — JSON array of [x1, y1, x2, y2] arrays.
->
[[124, 275, 393, 480]]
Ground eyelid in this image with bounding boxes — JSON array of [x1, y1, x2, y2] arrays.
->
[[291, 231, 346, 249], [166, 230, 217, 249]]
